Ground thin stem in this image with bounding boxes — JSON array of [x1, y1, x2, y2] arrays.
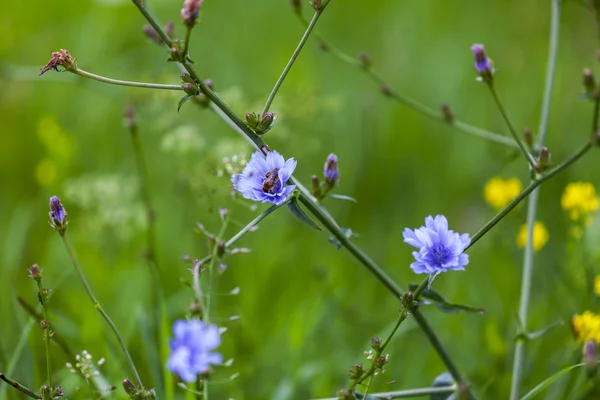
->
[[58, 233, 147, 394], [0, 374, 41, 399], [72, 68, 182, 90], [487, 85, 538, 168], [294, 13, 516, 148], [184, 27, 192, 56], [261, 6, 327, 114], [314, 385, 456, 400], [36, 279, 52, 387], [225, 201, 289, 248], [130, 0, 173, 47]]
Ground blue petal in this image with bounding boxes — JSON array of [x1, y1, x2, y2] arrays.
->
[[266, 150, 285, 170]]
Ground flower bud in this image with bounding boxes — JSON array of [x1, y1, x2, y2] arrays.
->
[[181, 73, 194, 84], [39, 49, 77, 76], [347, 363, 364, 379], [245, 112, 259, 131], [401, 291, 414, 309], [168, 40, 185, 62], [216, 241, 226, 259], [204, 79, 214, 90], [143, 25, 162, 44], [583, 69, 596, 97], [358, 52, 371, 69], [311, 175, 321, 197], [181, 0, 203, 28], [584, 339, 598, 378], [28, 264, 41, 282], [258, 112, 277, 134], [373, 354, 390, 369], [337, 389, 352, 400], [471, 44, 493, 83], [41, 385, 51, 399], [122, 379, 138, 396], [523, 127, 534, 148], [165, 22, 175, 38], [182, 82, 199, 95], [537, 147, 550, 170], [441, 103, 454, 123], [324, 153, 339, 187], [310, 0, 322, 10], [49, 196, 68, 233], [381, 84, 392, 97], [370, 337, 382, 351]]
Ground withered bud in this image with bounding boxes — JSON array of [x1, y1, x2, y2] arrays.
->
[[39, 49, 76, 76], [584, 339, 598, 378], [358, 52, 371, 69], [523, 127, 534, 148], [310, 0, 322, 10], [181, 0, 204, 28], [28, 264, 41, 282], [441, 103, 454, 123]]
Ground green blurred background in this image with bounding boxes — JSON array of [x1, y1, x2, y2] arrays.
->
[[2, 0, 600, 398]]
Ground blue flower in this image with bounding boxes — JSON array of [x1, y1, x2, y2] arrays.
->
[[231, 150, 297, 205], [471, 44, 493, 80], [167, 319, 223, 382], [324, 153, 339, 185], [403, 215, 470, 274], [49, 196, 67, 230]]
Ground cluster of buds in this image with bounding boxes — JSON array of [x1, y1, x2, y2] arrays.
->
[[181, 0, 203, 28], [49, 196, 68, 235], [41, 385, 63, 399], [311, 154, 339, 200], [245, 112, 277, 135], [39, 49, 77, 76], [471, 44, 493, 84]]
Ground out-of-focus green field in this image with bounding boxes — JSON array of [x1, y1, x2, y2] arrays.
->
[[2, 0, 600, 398]]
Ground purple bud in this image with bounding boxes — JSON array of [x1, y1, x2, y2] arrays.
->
[[310, 0, 322, 10], [538, 147, 550, 169], [143, 25, 162, 44], [49, 196, 67, 232], [28, 264, 41, 282], [181, 0, 203, 28], [324, 153, 339, 185], [258, 112, 277, 134], [471, 44, 493, 82]]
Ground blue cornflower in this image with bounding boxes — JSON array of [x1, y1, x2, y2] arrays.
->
[[231, 150, 297, 205], [471, 44, 493, 81], [167, 319, 223, 383], [403, 215, 471, 274], [324, 153, 339, 185], [49, 196, 67, 231]]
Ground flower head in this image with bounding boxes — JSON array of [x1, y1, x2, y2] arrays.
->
[[403, 215, 471, 274], [516, 221, 549, 252], [39, 49, 76, 76], [181, 0, 203, 28], [483, 177, 522, 210], [324, 153, 339, 185], [231, 150, 296, 205], [167, 319, 222, 382], [471, 44, 493, 82], [561, 182, 599, 222], [49, 196, 68, 232], [573, 311, 600, 343]]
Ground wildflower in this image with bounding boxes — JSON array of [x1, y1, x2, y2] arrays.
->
[[167, 319, 222, 382], [324, 153, 339, 186], [403, 215, 471, 274], [49, 196, 68, 232], [516, 221, 549, 252], [231, 150, 296, 205], [595, 275, 600, 296], [471, 44, 493, 82], [483, 177, 522, 210], [181, 0, 203, 28], [561, 182, 599, 222], [39, 49, 76, 76], [573, 311, 600, 343]]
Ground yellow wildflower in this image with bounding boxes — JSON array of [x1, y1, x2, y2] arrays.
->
[[483, 177, 522, 210], [516, 221, 549, 252], [595, 276, 600, 297], [561, 182, 599, 222], [572, 311, 600, 343]]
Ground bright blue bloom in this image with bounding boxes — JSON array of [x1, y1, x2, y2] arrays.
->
[[403, 215, 470, 274], [324, 153, 339, 184], [49, 196, 67, 230], [471, 43, 492, 74], [167, 319, 223, 382], [231, 150, 296, 205]]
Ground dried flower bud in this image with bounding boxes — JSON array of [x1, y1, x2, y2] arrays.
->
[[471, 44, 493, 83], [358, 52, 371, 69], [347, 363, 364, 379], [523, 127, 534, 148], [49, 196, 68, 233], [537, 147, 550, 170], [584, 339, 598, 378], [441, 103, 454, 123], [370, 337, 382, 351], [181, 0, 203, 28], [28, 264, 41, 282], [39, 49, 77, 76], [310, 0, 322, 10], [324, 153, 339, 187], [584, 69, 596, 97]]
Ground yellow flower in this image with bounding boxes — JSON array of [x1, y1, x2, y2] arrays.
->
[[516, 221, 549, 252], [483, 177, 522, 210], [595, 276, 600, 297], [561, 182, 599, 222], [572, 311, 600, 343]]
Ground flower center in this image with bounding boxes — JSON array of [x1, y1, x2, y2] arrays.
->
[[262, 168, 281, 194], [427, 243, 449, 266]]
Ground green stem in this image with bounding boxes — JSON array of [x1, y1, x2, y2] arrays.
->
[[36, 279, 52, 387], [0, 374, 41, 399], [184, 27, 192, 56], [72, 68, 182, 91], [261, 6, 327, 114], [294, 13, 515, 148], [225, 200, 290, 247], [58, 233, 147, 394], [487, 85, 538, 168], [130, 0, 173, 47], [314, 385, 456, 400]]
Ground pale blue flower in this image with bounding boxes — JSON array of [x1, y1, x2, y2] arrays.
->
[[324, 153, 338, 184], [167, 319, 222, 382], [403, 215, 470, 274], [231, 150, 296, 205]]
